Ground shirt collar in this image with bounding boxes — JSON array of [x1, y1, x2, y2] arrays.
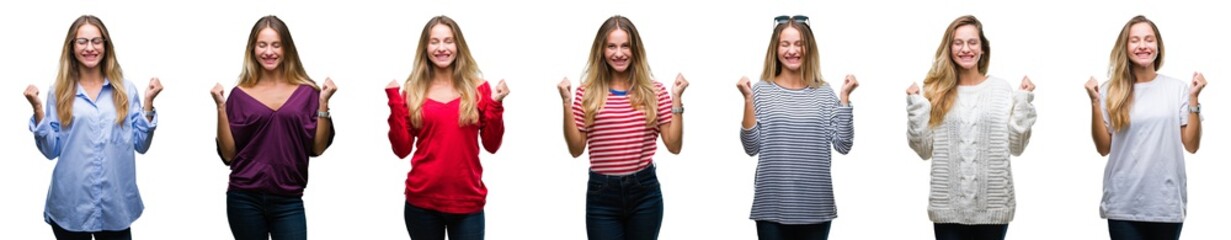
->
[[75, 78, 113, 97]]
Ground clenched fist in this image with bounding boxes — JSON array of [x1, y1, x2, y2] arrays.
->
[[492, 79, 509, 102]]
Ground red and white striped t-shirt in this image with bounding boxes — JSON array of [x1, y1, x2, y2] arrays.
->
[[573, 81, 674, 176]]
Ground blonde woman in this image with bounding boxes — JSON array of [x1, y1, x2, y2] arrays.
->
[[23, 15, 163, 240], [905, 15, 1036, 240], [736, 15, 857, 240], [1085, 15, 1204, 240], [210, 15, 337, 240], [386, 15, 509, 240], [557, 15, 688, 240]]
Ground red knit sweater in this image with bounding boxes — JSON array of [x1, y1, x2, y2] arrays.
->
[[386, 82, 504, 214]]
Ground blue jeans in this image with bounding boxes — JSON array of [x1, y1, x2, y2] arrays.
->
[[226, 190, 307, 240], [49, 220, 131, 240], [933, 223, 1008, 240], [585, 165, 664, 240], [403, 202, 485, 240], [1108, 219, 1182, 240], [756, 221, 831, 240]]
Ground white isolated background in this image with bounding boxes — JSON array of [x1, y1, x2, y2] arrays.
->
[[0, 0, 1225, 239]]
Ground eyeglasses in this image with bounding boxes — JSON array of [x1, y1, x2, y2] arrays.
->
[[774, 15, 809, 26], [74, 37, 106, 46]]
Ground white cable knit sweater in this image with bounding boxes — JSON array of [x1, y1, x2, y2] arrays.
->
[[906, 76, 1036, 225]]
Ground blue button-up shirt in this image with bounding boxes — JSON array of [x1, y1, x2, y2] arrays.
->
[[28, 78, 157, 232]]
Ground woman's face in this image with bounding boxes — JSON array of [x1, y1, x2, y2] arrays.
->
[[604, 29, 632, 73], [950, 24, 982, 71], [254, 27, 284, 71], [73, 24, 105, 69], [776, 26, 805, 71], [427, 24, 458, 69], [1126, 22, 1158, 69]]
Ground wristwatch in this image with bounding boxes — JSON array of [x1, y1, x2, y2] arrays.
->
[[318, 111, 331, 119], [1188, 104, 1201, 113], [672, 106, 684, 114]]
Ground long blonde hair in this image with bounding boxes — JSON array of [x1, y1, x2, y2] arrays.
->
[[55, 15, 127, 127], [923, 15, 990, 128], [580, 15, 659, 128], [760, 17, 824, 88], [403, 15, 482, 128], [238, 15, 318, 90], [1105, 15, 1164, 132]]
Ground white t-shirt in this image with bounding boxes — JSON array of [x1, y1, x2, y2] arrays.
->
[[1098, 74, 1199, 223]]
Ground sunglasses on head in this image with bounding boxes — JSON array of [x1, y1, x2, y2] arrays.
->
[[774, 15, 809, 26]]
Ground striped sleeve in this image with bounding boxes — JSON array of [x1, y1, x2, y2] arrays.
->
[[831, 101, 854, 155], [655, 82, 673, 126], [740, 84, 761, 156], [573, 86, 588, 132], [746, 83, 848, 224]]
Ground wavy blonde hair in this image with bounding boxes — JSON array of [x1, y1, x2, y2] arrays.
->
[[238, 15, 318, 90], [580, 15, 659, 128], [1105, 15, 1164, 132], [55, 15, 127, 127], [923, 15, 990, 128], [402, 15, 482, 128], [760, 17, 824, 88]]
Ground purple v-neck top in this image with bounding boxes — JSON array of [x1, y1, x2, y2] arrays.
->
[[218, 84, 334, 196]]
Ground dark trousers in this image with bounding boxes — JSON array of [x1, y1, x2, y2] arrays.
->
[[226, 190, 307, 240], [933, 223, 1008, 240], [585, 166, 665, 240], [403, 202, 485, 240], [1108, 219, 1182, 240], [49, 220, 132, 240], [756, 220, 832, 240]]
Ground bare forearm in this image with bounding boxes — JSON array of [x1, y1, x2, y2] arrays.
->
[[216, 107, 236, 162], [1182, 97, 1201, 153], [663, 97, 683, 153], [1090, 101, 1111, 156], [143, 98, 155, 121], [664, 113, 683, 154], [562, 102, 585, 157], [741, 98, 754, 129], [32, 104, 44, 123], [313, 102, 333, 155]]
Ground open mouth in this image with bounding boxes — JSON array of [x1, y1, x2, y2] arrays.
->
[[81, 53, 99, 61], [434, 52, 451, 62], [610, 58, 628, 66], [261, 55, 278, 65], [783, 55, 801, 64], [956, 54, 977, 62], [1133, 51, 1152, 59]]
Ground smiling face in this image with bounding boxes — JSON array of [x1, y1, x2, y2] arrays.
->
[[73, 23, 105, 69], [950, 24, 982, 71], [604, 29, 632, 73], [776, 26, 805, 71], [254, 27, 283, 71], [1126, 22, 1159, 69], [426, 23, 458, 69]]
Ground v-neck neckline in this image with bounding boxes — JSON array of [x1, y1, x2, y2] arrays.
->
[[424, 81, 488, 105], [236, 85, 306, 112]]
